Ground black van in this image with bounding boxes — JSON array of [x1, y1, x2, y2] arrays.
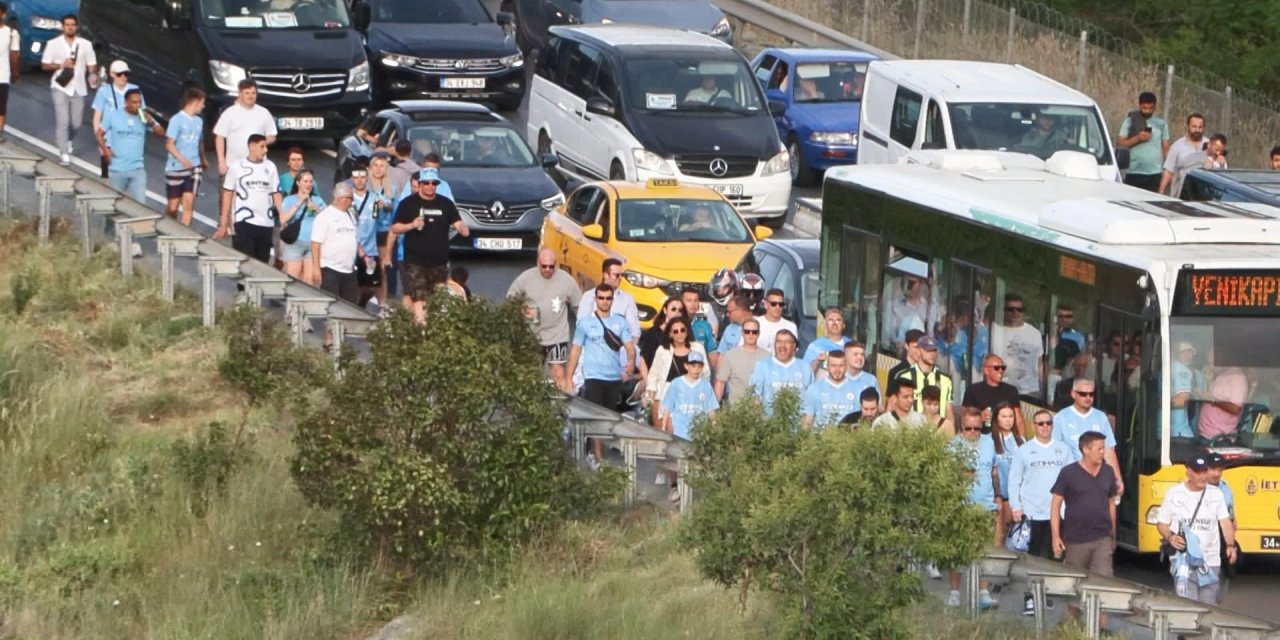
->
[[80, 0, 371, 141]]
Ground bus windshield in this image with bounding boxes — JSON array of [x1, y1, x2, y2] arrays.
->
[[947, 102, 1112, 165], [1169, 315, 1280, 462]]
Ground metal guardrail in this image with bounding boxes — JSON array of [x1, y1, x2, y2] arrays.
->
[[715, 0, 898, 59]]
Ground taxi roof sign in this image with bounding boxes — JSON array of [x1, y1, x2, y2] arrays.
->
[[646, 178, 679, 188]]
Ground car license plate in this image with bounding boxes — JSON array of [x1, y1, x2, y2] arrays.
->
[[1263, 535, 1280, 550], [708, 183, 743, 196], [278, 117, 324, 130], [442, 78, 485, 89], [474, 237, 522, 250]]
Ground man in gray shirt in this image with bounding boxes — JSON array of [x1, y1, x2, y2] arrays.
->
[[508, 248, 581, 390], [1159, 112, 1207, 196], [715, 318, 769, 404]]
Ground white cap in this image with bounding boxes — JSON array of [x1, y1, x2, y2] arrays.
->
[[109, 60, 130, 75]]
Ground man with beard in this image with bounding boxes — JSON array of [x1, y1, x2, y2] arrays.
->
[[1159, 113, 1207, 196], [1115, 92, 1169, 192]]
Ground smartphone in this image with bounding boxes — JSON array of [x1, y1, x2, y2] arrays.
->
[[1144, 126, 1152, 133]]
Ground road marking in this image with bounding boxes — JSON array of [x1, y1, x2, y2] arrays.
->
[[6, 126, 220, 229]]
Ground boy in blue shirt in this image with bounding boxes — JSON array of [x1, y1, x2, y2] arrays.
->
[[659, 350, 718, 440], [749, 329, 813, 415], [164, 87, 207, 225], [802, 349, 860, 429], [95, 88, 163, 203], [949, 407, 999, 610], [1052, 378, 1124, 499]]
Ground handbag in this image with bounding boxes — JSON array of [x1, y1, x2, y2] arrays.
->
[[54, 43, 77, 87], [597, 314, 624, 352], [280, 199, 310, 244], [1006, 517, 1031, 553]]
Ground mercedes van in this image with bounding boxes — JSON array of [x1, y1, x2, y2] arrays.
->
[[525, 25, 791, 224], [81, 0, 371, 141], [858, 60, 1124, 181]]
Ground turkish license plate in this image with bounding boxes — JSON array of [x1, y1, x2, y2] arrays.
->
[[708, 183, 743, 196], [474, 237, 522, 250], [442, 78, 485, 89], [1263, 535, 1280, 550], [278, 117, 324, 130]]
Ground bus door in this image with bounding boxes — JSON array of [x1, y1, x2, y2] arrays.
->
[[943, 260, 994, 402], [837, 225, 882, 354], [1097, 305, 1154, 541]]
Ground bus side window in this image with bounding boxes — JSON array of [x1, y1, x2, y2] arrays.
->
[[880, 246, 934, 358], [1049, 297, 1092, 410], [991, 279, 1049, 401], [943, 261, 993, 398], [837, 226, 883, 349]]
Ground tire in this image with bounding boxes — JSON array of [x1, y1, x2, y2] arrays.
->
[[609, 161, 626, 181], [788, 136, 817, 187]]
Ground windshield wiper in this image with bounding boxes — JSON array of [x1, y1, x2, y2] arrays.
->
[[673, 103, 755, 115]]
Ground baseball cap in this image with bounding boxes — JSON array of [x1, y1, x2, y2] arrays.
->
[[917, 335, 939, 351], [687, 351, 706, 365], [1185, 456, 1210, 471], [1208, 453, 1226, 467], [418, 167, 440, 183], [110, 60, 130, 74], [1176, 341, 1196, 354]]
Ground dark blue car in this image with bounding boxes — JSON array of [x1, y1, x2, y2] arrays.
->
[[750, 48, 877, 186], [7, 0, 79, 68]]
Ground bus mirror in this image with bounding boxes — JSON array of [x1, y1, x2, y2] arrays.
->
[[1115, 147, 1131, 172]]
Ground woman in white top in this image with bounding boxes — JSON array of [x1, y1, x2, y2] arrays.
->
[[645, 317, 709, 426]]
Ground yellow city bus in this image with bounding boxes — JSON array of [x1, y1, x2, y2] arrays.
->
[[817, 151, 1280, 556]]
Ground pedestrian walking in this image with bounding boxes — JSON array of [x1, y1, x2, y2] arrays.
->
[[963, 355, 1023, 433], [637, 297, 687, 381], [574, 259, 642, 387], [1203, 133, 1228, 169], [1205, 454, 1237, 602], [164, 87, 207, 225], [94, 89, 163, 203], [755, 288, 798, 353], [871, 377, 927, 429], [278, 147, 306, 194], [1159, 113, 1207, 196], [681, 287, 718, 356], [991, 401, 1025, 541], [279, 169, 326, 284], [1116, 91, 1170, 192], [895, 334, 954, 419], [749, 329, 812, 415], [646, 316, 709, 425], [920, 385, 953, 435], [565, 283, 636, 469], [1051, 431, 1118, 627], [842, 341, 879, 401], [310, 182, 370, 304], [41, 13, 98, 165], [387, 167, 467, 323], [0, 3, 20, 142], [947, 407, 999, 610], [714, 293, 754, 357], [658, 349, 717, 440], [213, 79, 276, 176], [801, 349, 862, 429], [1053, 378, 1124, 500], [92, 60, 143, 178], [214, 134, 282, 264], [393, 139, 420, 175], [345, 162, 382, 306], [371, 154, 408, 311], [887, 328, 924, 382], [1156, 456, 1236, 606], [1009, 408, 1073, 616], [803, 308, 850, 377], [840, 387, 881, 428], [508, 248, 581, 391], [714, 317, 768, 405]]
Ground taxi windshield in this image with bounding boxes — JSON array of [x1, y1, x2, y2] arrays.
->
[[403, 124, 535, 168], [1169, 315, 1280, 463], [200, 0, 351, 28], [624, 55, 764, 114], [616, 199, 752, 243]]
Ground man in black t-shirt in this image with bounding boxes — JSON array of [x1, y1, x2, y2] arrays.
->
[[387, 167, 468, 323], [961, 354, 1024, 435]]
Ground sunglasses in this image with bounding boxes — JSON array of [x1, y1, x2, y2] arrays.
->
[[538, 264, 556, 270], [1074, 391, 1095, 397], [1034, 420, 1053, 426], [962, 427, 982, 432], [742, 329, 760, 335], [114, 71, 129, 77], [988, 364, 1007, 371], [1005, 306, 1024, 313], [669, 328, 687, 335], [422, 180, 441, 186], [767, 300, 784, 307], [596, 296, 613, 301]]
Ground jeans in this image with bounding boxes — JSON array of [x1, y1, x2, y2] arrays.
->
[[51, 90, 85, 152], [109, 168, 147, 203]]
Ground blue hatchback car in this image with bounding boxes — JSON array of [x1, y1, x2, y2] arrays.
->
[[6, 0, 79, 68], [750, 48, 877, 186]]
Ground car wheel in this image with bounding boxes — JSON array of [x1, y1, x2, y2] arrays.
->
[[788, 136, 817, 187], [609, 161, 626, 181]]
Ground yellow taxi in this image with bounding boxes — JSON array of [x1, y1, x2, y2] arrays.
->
[[540, 178, 772, 326]]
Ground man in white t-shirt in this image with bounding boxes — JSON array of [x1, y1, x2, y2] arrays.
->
[[40, 14, 99, 164], [216, 133, 283, 264], [311, 182, 371, 305], [1156, 456, 1236, 605], [992, 293, 1044, 397], [755, 288, 798, 353], [213, 79, 278, 175], [0, 4, 20, 142]]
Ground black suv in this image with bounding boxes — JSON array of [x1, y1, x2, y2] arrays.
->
[[350, 0, 525, 110]]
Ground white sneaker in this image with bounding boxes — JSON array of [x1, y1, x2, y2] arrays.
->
[[130, 242, 142, 258], [586, 453, 601, 472], [654, 471, 669, 485], [378, 306, 391, 319], [59, 151, 70, 166], [1023, 593, 1035, 616], [367, 296, 379, 308], [926, 564, 942, 580], [945, 590, 960, 607]]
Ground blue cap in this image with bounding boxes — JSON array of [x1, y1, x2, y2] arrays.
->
[[1186, 456, 1210, 471], [418, 167, 440, 182], [687, 351, 706, 364], [917, 335, 939, 351]]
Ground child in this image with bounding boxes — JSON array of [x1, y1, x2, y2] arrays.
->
[[164, 87, 208, 225], [922, 385, 954, 436], [658, 350, 719, 501]]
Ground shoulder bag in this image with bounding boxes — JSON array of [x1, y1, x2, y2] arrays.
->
[[597, 314, 624, 352], [280, 198, 310, 244]]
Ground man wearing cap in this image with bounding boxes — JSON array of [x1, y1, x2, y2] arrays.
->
[[659, 349, 718, 440], [508, 248, 581, 391], [895, 334, 953, 419], [1205, 454, 1237, 601], [1171, 341, 1200, 439], [387, 167, 468, 323], [888, 328, 924, 383], [92, 60, 143, 178], [1156, 456, 1236, 605]]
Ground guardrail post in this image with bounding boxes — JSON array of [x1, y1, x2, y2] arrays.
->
[[1152, 611, 1170, 638], [1163, 65, 1174, 122], [623, 439, 637, 506], [0, 163, 10, 214], [1076, 30, 1088, 90], [117, 221, 134, 277], [159, 240, 176, 301], [1083, 589, 1101, 638], [200, 261, 217, 328], [962, 0, 971, 46], [1224, 85, 1233, 141], [913, 0, 926, 58], [1005, 7, 1016, 63], [36, 179, 50, 245], [861, 0, 869, 42], [966, 560, 981, 614], [1031, 578, 1047, 636]]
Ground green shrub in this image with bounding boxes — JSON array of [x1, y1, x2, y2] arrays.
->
[[9, 266, 38, 315], [170, 421, 250, 517]]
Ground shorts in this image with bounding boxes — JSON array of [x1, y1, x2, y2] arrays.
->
[[543, 342, 569, 365], [165, 169, 196, 199], [581, 379, 622, 411], [0, 83, 9, 116], [279, 239, 309, 263], [1027, 520, 1054, 560], [402, 263, 448, 302], [320, 267, 359, 304], [1062, 537, 1114, 577]]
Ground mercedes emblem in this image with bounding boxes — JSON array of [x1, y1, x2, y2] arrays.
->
[[489, 200, 506, 216], [708, 158, 729, 177], [454, 59, 469, 70], [290, 73, 312, 93]]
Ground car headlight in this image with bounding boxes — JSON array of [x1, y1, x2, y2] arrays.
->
[[348, 61, 370, 92], [809, 131, 858, 146], [540, 192, 565, 211], [208, 60, 248, 93], [600, 17, 614, 24], [632, 148, 673, 174], [1144, 505, 1160, 525], [500, 52, 524, 69], [710, 17, 732, 38], [31, 15, 61, 30], [379, 51, 422, 68], [762, 147, 790, 176], [624, 270, 670, 289]]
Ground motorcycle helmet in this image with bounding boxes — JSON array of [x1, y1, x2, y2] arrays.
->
[[709, 268, 739, 306], [739, 272, 766, 310]]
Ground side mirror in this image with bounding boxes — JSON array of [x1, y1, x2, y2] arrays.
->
[[1114, 147, 1131, 172], [768, 99, 787, 117], [585, 97, 616, 118], [162, 0, 193, 30], [496, 11, 515, 26], [353, 2, 372, 30], [766, 88, 786, 103], [541, 152, 559, 169], [582, 223, 604, 241], [753, 225, 774, 241]]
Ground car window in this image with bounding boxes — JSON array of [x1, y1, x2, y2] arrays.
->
[[595, 59, 620, 104], [568, 187, 602, 226], [562, 42, 603, 101], [623, 54, 765, 113], [767, 61, 790, 92], [403, 123, 535, 167], [757, 253, 783, 284], [775, 261, 797, 315], [793, 61, 868, 103], [922, 100, 947, 149], [754, 55, 777, 86], [200, 0, 350, 27], [616, 199, 752, 243], [538, 36, 563, 83], [890, 86, 922, 147]]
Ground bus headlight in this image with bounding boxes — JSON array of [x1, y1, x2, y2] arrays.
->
[[1145, 505, 1161, 525], [762, 147, 790, 176]]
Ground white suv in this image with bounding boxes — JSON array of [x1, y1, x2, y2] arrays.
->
[[525, 25, 792, 224]]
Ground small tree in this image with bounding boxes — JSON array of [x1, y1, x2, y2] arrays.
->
[[290, 297, 621, 569], [218, 304, 330, 433], [683, 390, 991, 640]]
